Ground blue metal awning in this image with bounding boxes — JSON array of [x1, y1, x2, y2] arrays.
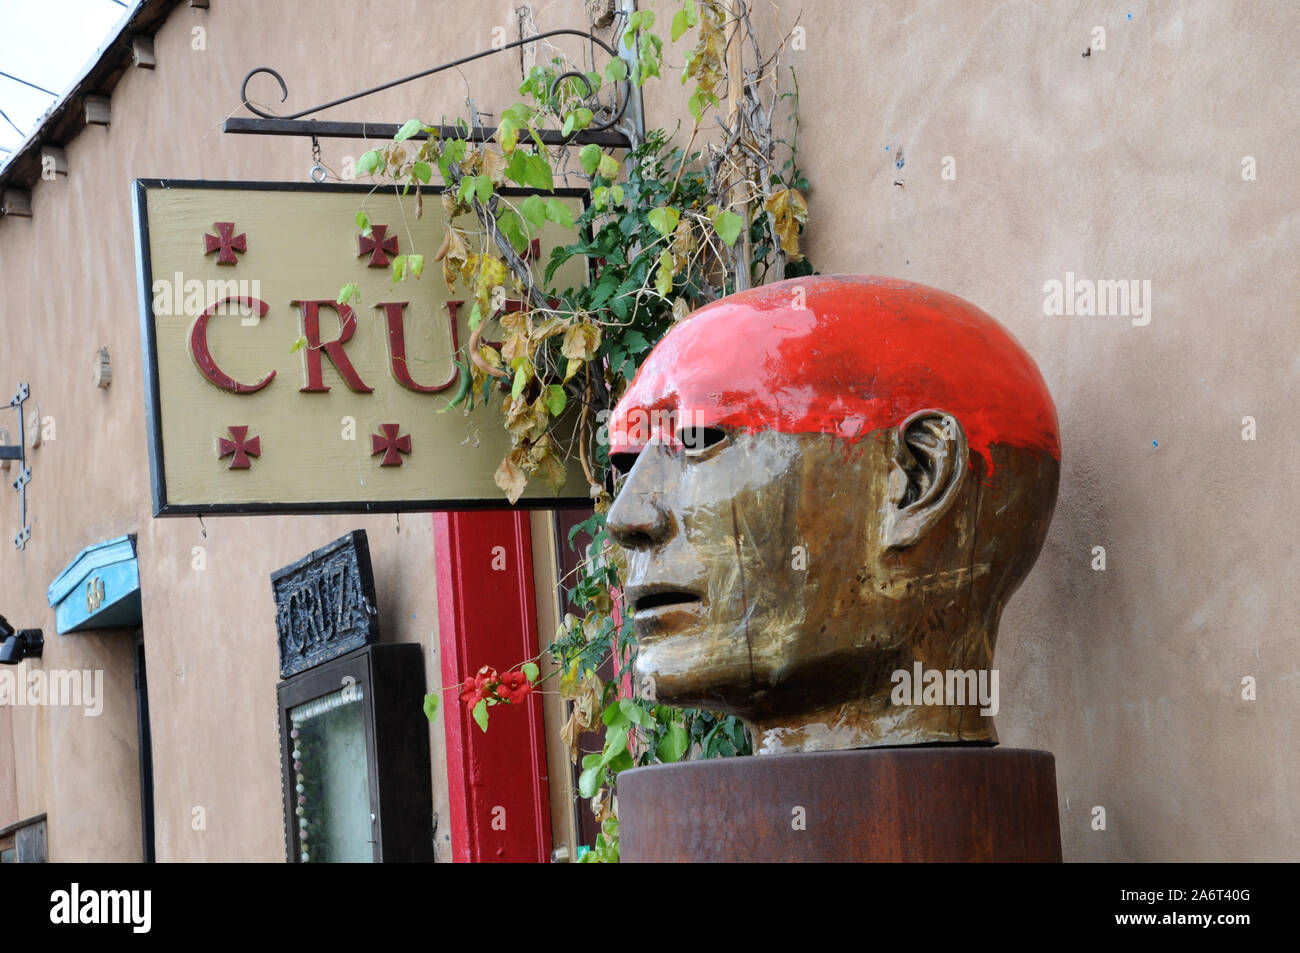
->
[[46, 535, 141, 634]]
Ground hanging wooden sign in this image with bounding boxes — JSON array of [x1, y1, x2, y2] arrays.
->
[[133, 180, 590, 515]]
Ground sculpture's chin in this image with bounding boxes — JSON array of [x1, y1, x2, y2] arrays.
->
[[634, 625, 759, 710]]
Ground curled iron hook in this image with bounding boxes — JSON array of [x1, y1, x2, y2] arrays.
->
[[240, 67, 288, 117], [547, 69, 628, 135], [550, 70, 596, 112]]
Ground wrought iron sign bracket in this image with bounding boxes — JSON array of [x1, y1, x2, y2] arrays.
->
[[2, 382, 33, 550], [223, 27, 638, 151]]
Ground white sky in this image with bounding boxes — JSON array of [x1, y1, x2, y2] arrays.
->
[[0, 0, 127, 154]]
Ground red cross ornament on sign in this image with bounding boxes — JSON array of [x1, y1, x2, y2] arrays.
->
[[358, 224, 399, 267], [371, 424, 411, 466], [204, 222, 247, 265], [218, 425, 261, 469]]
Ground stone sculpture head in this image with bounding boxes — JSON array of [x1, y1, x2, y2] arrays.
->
[[606, 276, 1060, 753]]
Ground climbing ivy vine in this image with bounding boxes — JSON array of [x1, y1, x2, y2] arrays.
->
[[349, 1, 811, 862]]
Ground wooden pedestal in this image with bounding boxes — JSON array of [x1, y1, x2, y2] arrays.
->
[[618, 746, 1061, 862]]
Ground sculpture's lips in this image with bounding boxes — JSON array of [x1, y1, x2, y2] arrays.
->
[[626, 584, 704, 628]]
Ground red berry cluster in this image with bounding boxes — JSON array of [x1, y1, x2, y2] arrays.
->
[[460, 665, 534, 707]]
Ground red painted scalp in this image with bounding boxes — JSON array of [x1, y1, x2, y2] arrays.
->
[[609, 275, 1061, 472]]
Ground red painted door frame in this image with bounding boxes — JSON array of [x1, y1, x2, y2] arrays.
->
[[434, 511, 553, 863]]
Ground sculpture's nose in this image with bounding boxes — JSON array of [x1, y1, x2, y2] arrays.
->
[[607, 449, 675, 550]]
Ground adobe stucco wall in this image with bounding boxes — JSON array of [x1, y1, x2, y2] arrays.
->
[[1, 0, 1296, 862], [649, 0, 1296, 861]]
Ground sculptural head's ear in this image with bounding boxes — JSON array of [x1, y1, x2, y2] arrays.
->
[[882, 409, 969, 549]]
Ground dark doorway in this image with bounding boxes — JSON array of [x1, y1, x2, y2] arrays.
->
[[134, 630, 155, 863]]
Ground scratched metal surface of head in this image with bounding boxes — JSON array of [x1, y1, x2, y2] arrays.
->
[[607, 275, 1061, 753]]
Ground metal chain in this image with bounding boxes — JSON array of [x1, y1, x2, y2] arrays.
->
[[310, 135, 326, 183]]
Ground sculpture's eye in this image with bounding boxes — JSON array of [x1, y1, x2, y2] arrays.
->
[[677, 426, 729, 456]]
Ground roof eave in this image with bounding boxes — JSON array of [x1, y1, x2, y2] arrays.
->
[[0, 0, 184, 198]]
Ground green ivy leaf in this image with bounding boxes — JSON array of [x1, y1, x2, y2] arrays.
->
[[578, 764, 603, 798], [459, 174, 492, 206], [600, 726, 628, 765], [423, 693, 440, 722], [610, 279, 636, 319], [354, 211, 370, 234], [606, 749, 634, 774], [522, 662, 540, 683], [712, 209, 743, 246], [498, 208, 529, 253], [411, 161, 432, 184], [597, 153, 620, 180], [543, 198, 574, 229], [472, 698, 489, 732], [619, 698, 654, 728], [604, 58, 628, 83], [524, 152, 554, 191], [590, 274, 619, 308], [648, 206, 680, 236], [671, 8, 689, 41], [355, 149, 383, 176], [545, 384, 567, 416], [395, 118, 422, 142], [626, 9, 654, 34], [407, 254, 424, 279], [504, 149, 530, 186], [501, 102, 533, 124], [437, 138, 467, 182], [579, 143, 602, 175], [391, 255, 406, 282], [602, 702, 630, 730], [562, 113, 576, 138], [289, 334, 308, 353], [521, 194, 548, 229], [511, 365, 527, 400], [655, 249, 674, 296], [506, 150, 552, 190], [497, 117, 519, 154], [656, 721, 688, 762], [638, 33, 663, 85], [336, 283, 358, 306]]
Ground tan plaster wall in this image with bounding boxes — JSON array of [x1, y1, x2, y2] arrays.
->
[[0, 706, 19, 829], [1, 0, 1295, 862], [0, 0, 602, 862], [635, 0, 1298, 860]]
